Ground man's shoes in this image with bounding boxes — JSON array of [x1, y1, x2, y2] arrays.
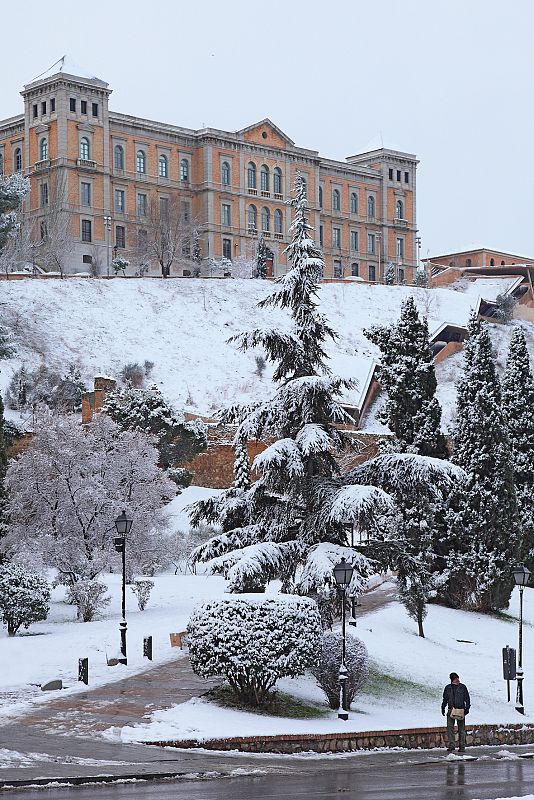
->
[[447, 748, 455, 753], [458, 749, 465, 754]]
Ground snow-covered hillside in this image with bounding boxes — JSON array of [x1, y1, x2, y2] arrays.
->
[[1, 277, 533, 428]]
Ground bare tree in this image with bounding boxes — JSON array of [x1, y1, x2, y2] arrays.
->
[[141, 195, 197, 278], [39, 171, 75, 277], [0, 217, 33, 278]]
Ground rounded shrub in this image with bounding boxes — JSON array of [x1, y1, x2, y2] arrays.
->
[[311, 630, 369, 710]]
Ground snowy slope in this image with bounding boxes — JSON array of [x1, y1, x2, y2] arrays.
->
[[0, 277, 532, 425]]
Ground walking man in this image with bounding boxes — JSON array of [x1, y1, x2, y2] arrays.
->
[[441, 672, 470, 753]]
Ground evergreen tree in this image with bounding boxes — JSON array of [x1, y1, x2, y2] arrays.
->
[[365, 296, 448, 458], [233, 434, 251, 491], [444, 316, 519, 612], [189, 175, 456, 605], [255, 235, 268, 279], [501, 327, 534, 566], [0, 395, 8, 561], [384, 262, 395, 285]]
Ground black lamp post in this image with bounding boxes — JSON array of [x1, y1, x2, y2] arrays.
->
[[513, 564, 531, 714], [333, 559, 354, 720], [114, 510, 133, 665]]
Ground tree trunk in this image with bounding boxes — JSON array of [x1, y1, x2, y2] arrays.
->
[[417, 602, 425, 638]]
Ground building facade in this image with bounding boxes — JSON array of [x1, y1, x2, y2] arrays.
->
[[0, 58, 419, 280], [424, 248, 534, 271]]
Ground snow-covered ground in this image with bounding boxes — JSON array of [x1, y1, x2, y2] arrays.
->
[[1, 276, 531, 428], [113, 581, 534, 744]]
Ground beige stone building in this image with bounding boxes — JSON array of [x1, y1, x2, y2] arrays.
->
[[0, 57, 419, 280]]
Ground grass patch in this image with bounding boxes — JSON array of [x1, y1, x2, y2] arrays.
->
[[206, 684, 330, 719], [364, 662, 437, 701]]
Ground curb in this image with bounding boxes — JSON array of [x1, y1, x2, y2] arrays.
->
[[0, 770, 225, 790]]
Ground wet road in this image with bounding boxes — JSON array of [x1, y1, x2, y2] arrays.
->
[[11, 757, 534, 799]]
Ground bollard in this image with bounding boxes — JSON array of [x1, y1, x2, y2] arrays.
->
[[78, 657, 89, 685], [143, 635, 153, 661]]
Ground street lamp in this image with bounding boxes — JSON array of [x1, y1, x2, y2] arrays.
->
[[114, 510, 133, 665], [104, 215, 112, 278], [513, 564, 531, 714], [333, 559, 354, 720]]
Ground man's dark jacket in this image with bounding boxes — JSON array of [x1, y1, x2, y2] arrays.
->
[[441, 682, 470, 715]]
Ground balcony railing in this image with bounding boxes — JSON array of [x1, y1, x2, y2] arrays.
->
[[247, 187, 258, 196], [33, 159, 50, 171], [274, 192, 283, 201], [76, 158, 97, 170], [261, 190, 270, 198], [394, 217, 408, 227]]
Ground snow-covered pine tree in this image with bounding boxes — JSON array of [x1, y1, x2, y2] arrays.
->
[[444, 316, 520, 612], [233, 433, 251, 491], [0, 394, 8, 560], [501, 327, 534, 567], [365, 296, 448, 459], [255, 235, 268, 279], [384, 262, 396, 285], [190, 174, 454, 605], [0, 173, 30, 254]]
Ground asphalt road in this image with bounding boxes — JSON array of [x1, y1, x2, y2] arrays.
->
[[10, 759, 534, 800]]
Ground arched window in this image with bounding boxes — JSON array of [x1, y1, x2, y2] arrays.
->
[[261, 207, 270, 231], [221, 161, 230, 185], [395, 199, 403, 219], [136, 150, 146, 174], [350, 192, 358, 214], [465, 258, 472, 267], [318, 186, 323, 208], [14, 147, 22, 172], [490, 258, 495, 266], [247, 162, 256, 189], [332, 189, 341, 211], [180, 158, 189, 181], [367, 195, 375, 218], [80, 137, 90, 160], [114, 144, 124, 170], [274, 208, 283, 234], [158, 154, 168, 178], [501, 260, 505, 266], [273, 167, 282, 195], [260, 165, 269, 192], [39, 137, 48, 160], [248, 204, 257, 229]]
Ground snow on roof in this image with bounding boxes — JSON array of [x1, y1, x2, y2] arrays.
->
[[26, 56, 106, 86]]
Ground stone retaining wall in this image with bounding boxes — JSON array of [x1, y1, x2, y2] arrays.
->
[[149, 723, 534, 754]]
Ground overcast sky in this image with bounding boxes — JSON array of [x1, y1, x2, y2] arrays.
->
[[2, 0, 533, 258]]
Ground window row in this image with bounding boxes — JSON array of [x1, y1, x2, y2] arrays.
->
[[319, 187, 376, 217], [388, 167, 410, 184], [0, 148, 23, 175], [32, 97, 57, 120], [319, 226, 406, 258], [246, 205, 284, 234], [113, 144, 190, 181], [247, 163, 283, 194]]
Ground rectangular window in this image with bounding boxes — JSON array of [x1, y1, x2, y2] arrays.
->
[[388, 168, 393, 180], [40, 220, 47, 241], [70, 98, 76, 112], [396, 170, 401, 181], [368, 264, 376, 281], [40, 183, 49, 207], [81, 182, 91, 207], [332, 227, 341, 248], [319, 225, 324, 246], [159, 196, 169, 217], [115, 225, 125, 249], [138, 229, 148, 249], [137, 193, 147, 217], [351, 262, 359, 277], [81, 219, 92, 242], [92, 102, 98, 117], [350, 230, 359, 251], [396, 237, 404, 259], [50, 98, 56, 112], [398, 267, 405, 283], [222, 238, 232, 259], [367, 233, 375, 254], [181, 201, 190, 222], [114, 189, 125, 213], [81, 100, 87, 115], [41, 101, 47, 115], [333, 260, 342, 278], [404, 171, 409, 183], [222, 203, 231, 226], [32, 104, 38, 119]]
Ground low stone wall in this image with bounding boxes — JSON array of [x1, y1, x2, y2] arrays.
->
[[149, 723, 534, 754]]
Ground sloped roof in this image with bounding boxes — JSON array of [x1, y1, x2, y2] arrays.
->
[[25, 56, 107, 88], [238, 118, 295, 146]]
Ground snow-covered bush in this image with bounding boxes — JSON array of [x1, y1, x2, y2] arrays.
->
[[188, 595, 322, 706], [311, 630, 369, 710], [69, 579, 110, 622], [6, 363, 86, 412], [167, 467, 193, 489], [494, 292, 517, 324], [0, 564, 50, 636], [130, 579, 154, 611], [111, 255, 130, 276]]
